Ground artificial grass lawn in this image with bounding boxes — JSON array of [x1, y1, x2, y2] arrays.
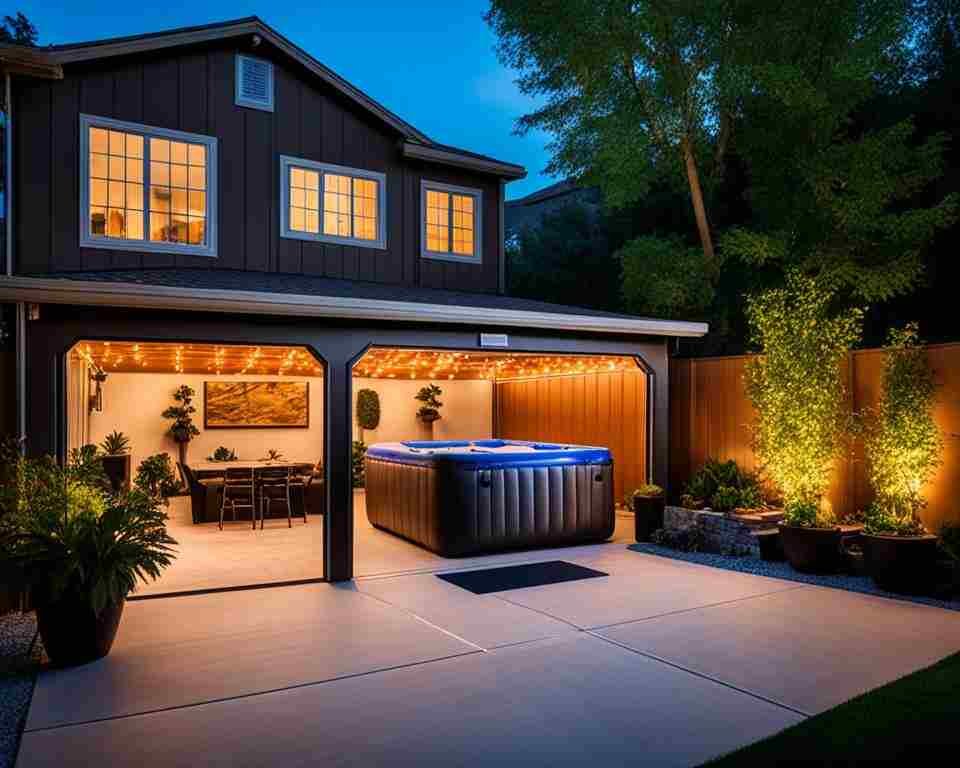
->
[[705, 650, 960, 765]]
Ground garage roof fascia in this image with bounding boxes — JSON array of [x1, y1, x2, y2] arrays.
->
[[0, 275, 709, 338]]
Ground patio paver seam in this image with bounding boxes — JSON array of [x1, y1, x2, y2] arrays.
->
[[585, 630, 814, 719], [22, 648, 486, 735]]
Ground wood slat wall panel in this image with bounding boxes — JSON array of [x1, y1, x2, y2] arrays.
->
[[495, 369, 648, 504], [669, 344, 960, 529]]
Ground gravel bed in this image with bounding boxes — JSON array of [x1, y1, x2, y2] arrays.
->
[[0, 613, 43, 768], [629, 543, 960, 612]]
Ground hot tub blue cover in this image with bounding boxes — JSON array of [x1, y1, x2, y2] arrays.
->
[[366, 440, 612, 468]]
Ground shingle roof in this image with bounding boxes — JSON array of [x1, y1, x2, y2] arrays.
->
[[40, 268, 651, 321]]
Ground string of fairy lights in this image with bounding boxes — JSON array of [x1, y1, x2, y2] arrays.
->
[[71, 342, 639, 382]]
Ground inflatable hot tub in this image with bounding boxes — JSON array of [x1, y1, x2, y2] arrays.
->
[[364, 440, 615, 557]]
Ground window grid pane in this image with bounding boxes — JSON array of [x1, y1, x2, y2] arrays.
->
[[289, 167, 320, 234], [89, 127, 143, 240], [352, 177, 378, 241], [323, 173, 352, 238], [451, 193, 474, 256], [149, 137, 206, 245], [425, 189, 450, 252]]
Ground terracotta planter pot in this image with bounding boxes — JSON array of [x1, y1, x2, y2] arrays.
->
[[633, 495, 665, 542], [779, 524, 843, 574], [35, 592, 125, 667], [864, 533, 939, 595]]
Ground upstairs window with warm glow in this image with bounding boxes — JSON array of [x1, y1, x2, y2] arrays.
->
[[421, 181, 481, 263], [280, 156, 386, 249], [80, 115, 217, 257]]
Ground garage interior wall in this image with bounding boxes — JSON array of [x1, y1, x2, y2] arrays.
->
[[352, 378, 493, 444], [494, 368, 648, 503]]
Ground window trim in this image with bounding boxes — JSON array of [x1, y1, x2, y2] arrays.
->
[[235, 53, 275, 112], [279, 155, 387, 250], [420, 180, 482, 264], [79, 114, 218, 258]]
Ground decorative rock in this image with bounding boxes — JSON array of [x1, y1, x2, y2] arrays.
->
[[0, 612, 43, 768], [663, 506, 766, 557]]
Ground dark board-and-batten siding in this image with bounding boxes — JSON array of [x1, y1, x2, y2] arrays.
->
[[14, 43, 501, 293]]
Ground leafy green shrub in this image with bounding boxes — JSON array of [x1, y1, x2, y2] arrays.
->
[[135, 454, 179, 505], [745, 270, 862, 512], [207, 446, 237, 462], [100, 430, 130, 455], [863, 323, 941, 536], [682, 458, 763, 512], [68, 444, 109, 490], [782, 499, 835, 529], [352, 441, 367, 488], [356, 389, 381, 434], [0, 439, 176, 613], [711, 485, 741, 513], [415, 384, 443, 422]]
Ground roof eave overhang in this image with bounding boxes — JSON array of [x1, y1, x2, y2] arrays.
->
[[0, 44, 63, 79], [402, 141, 527, 180], [0, 276, 709, 338], [47, 19, 431, 144]]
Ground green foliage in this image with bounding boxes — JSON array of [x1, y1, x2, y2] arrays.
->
[[683, 458, 763, 511], [100, 430, 131, 455], [162, 385, 200, 444], [262, 449, 284, 461], [134, 454, 179, 505], [862, 501, 927, 536], [620, 235, 716, 319], [415, 384, 443, 422], [745, 270, 863, 508], [632, 484, 663, 499], [207, 446, 237, 462], [0, 438, 176, 614], [68, 444, 110, 490], [863, 323, 941, 534], [782, 499, 835, 528], [0, 12, 38, 46], [352, 441, 367, 489], [356, 389, 381, 431]]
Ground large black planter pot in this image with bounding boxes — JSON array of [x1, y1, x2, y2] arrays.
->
[[35, 593, 125, 667], [779, 524, 843, 574], [101, 454, 131, 493], [864, 533, 939, 595], [634, 495, 665, 542]]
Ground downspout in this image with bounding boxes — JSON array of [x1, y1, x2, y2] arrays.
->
[[4, 72, 26, 451]]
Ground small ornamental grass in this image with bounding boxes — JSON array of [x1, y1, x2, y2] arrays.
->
[[862, 323, 941, 536], [745, 270, 863, 526]]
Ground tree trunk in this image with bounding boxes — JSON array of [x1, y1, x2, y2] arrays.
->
[[682, 137, 715, 265]]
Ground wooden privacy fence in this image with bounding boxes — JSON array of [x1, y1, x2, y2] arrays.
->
[[670, 343, 960, 530], [494, 368, 648, 504]]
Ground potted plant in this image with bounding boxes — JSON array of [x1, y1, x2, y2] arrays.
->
[[632, 484, 665, 542], [99, 430, 132, 493], [262, 449, 284, 462], [207, 446, 238, 462], [861, 324, 942, 594], [0, 439, 176, 666], [745, 271, 863, 574], [415, 384, 443, 423], [356, 388, 381, 443], [134, 453, 180, 506], [162, 384, 200, 469]]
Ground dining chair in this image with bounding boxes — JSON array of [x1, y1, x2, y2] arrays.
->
[[288, 463, 314, 524], [258, 465, 292, 528], [180, 462, 224, 525], [220, 466, 256, 530]]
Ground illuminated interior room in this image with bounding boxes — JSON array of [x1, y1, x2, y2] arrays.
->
[[351, 347, 651, 576], [65, 340, 326, 597]]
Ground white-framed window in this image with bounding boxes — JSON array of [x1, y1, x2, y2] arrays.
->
[[279, 156, 387, 250], [79, 114, 218, 258], [420, 180, 482, 263]]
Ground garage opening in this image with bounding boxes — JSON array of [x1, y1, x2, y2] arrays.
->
[[65, 340, 326, 596], [351, 348, 649, 576]]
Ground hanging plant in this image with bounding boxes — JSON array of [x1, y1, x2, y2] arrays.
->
[[744, 270, 863, 526], [415, 384, 443, 423], [863, 323, 941, 536]]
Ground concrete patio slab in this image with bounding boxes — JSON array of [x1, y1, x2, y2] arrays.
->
[[26, 582, 478, 730], [497, 549, 804, 629], [356, 571, 576, 649], [17, 633, 802, 768], [597, 584, 960, 714]]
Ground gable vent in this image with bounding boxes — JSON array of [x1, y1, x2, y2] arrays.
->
[[235, 54, 274, 112]]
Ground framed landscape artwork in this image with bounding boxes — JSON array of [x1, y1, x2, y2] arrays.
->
[[204, 381, 310, 428]]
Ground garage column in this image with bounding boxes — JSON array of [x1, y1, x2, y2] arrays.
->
[[324, 352, 354, 582]]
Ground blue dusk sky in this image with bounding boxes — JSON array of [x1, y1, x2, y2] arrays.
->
[[21, 0, 554, 199]]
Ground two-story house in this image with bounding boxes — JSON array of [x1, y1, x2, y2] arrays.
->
[[0, 18, 706, 586]]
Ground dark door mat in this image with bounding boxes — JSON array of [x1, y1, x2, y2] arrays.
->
[[437, 560, 608, 594]]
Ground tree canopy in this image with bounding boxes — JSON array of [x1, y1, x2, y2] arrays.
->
[[0, 12, 37, 46]]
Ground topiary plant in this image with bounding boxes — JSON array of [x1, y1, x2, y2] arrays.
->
[[100, 430, 130, 455], [745, 270, 862, 522], [415, 384, 443, 423], [162, 385, 200, 467], [356, 389, 381, 442], [862, 323, 941, 536]]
